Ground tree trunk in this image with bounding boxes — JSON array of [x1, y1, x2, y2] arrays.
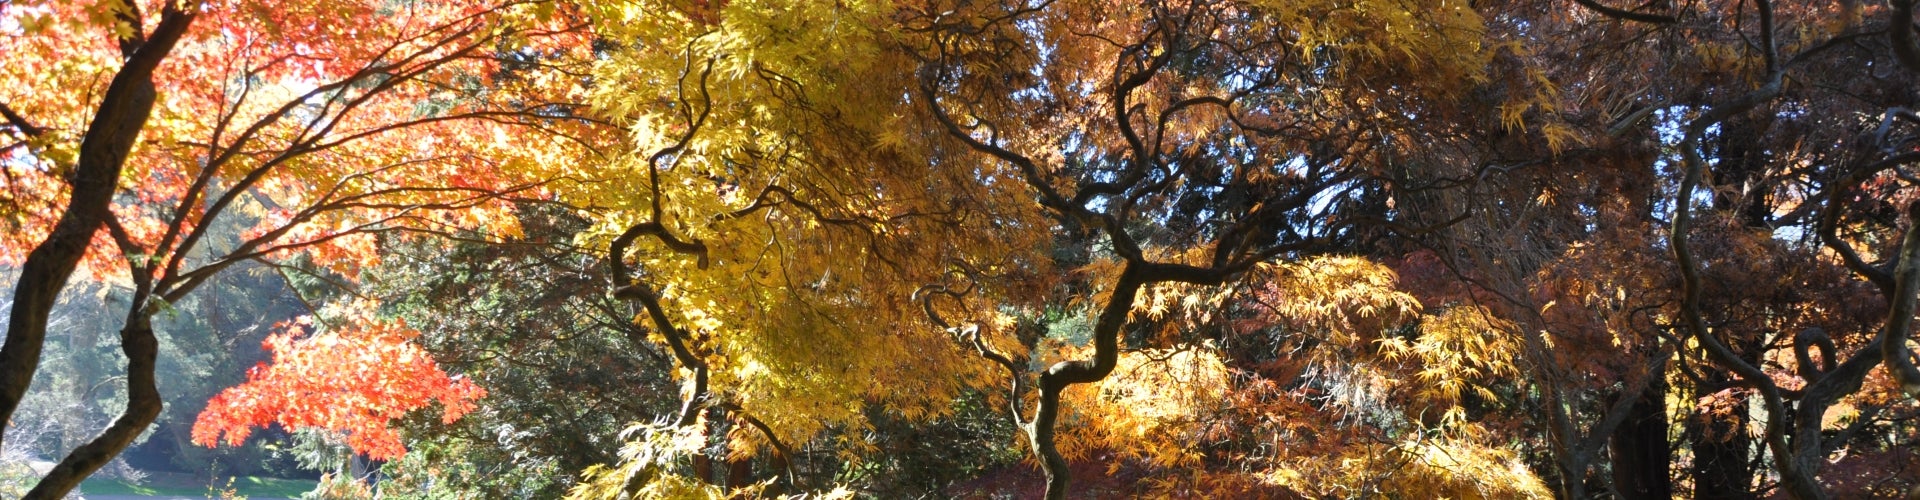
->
[[1031, 382, 1073, 500], [1027, 262, 1152, 500], [24, 316, 163, 499], [691, 454, 714, 485], [1687, 381, 1754, 500], [1695, 115, 1767, 500], [0, 5, 194, 452], [1610, 378, 1671, 500], [724, 456, 751, 489]]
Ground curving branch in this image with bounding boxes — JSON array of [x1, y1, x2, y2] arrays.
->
[[1820, 148, 1920, 294], [1572, 0, 1679, 24], [1779, 201, 1920, 500], [648, 49, 716, 224], [1669, 36, 1802, 499], [610, 221, 710, 272], [915, 279, 1028, 428], [608, 233, 711, 428], [1793, 327, 1837, 380], [1878, 202, 1920, 399], [919, 79, 1073, 213]]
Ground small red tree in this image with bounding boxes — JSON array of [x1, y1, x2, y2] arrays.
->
[[192, 305, 485, 460]]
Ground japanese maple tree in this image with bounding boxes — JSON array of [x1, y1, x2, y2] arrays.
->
[[0, 0, 603, 496], [191, 305, 485, 461]]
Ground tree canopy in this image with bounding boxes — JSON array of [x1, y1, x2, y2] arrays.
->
[[3, 0, 1920, 498]]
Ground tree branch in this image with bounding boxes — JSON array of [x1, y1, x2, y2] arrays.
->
[[1572, 0, 1678, 24]]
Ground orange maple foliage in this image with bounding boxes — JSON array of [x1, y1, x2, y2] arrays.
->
[[0, 0, 599, 278], [1, 0, 597, 473], [191, 306, 485, 460]]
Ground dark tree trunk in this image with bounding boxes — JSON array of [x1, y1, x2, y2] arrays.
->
[[1687, 380, 1755, 500], [1030, 263, 1151, 500], [692, 454, 715, 485], [725, 456, 751, 489], [1708, 113, 1776, 229], [1610, 378, 1672, 499], [763, 446, 789, 496], [693, 407, 716, 485], [0, 5, 195, 454], [25, 315, 163, 499]]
